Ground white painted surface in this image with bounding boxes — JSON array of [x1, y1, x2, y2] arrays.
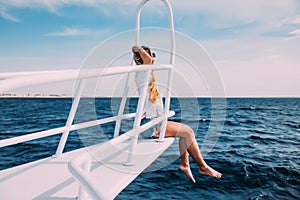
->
[[0, 138, 175, 199]]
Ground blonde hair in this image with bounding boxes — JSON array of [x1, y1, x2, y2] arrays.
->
[[134, 46, 160, 103], [146, 48, 159, 104], [148, 71, 160, 103]]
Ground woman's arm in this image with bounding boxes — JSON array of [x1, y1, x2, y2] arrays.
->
[[132, 46, 154, 64]]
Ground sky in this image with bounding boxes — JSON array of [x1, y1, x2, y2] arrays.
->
[[0, 0, 300, 97]]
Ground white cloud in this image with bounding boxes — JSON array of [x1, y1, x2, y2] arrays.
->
[[43, 27, 113, 37], [173, 0, 297, 18], [44, 27, 90, 36], [1, 0, 298, 18], [286, 29, 300, 40], [1, 0, 299, 97], [0, 0, 138, 18], [0, 0, 138, 11], [280, 14, 300, 25], [201, 35, 300, 96], [214, 53, 300, 96], [0, 6, 20, 22], [2, 0, 298, 29], [175, 0, 299, 34]]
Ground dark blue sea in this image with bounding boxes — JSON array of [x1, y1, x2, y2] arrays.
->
[[0, 98, 299, 199]]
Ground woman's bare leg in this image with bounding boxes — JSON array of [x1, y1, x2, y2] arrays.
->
[[164, 121, 222, 179], [187, 140, 222, 178], [178, 138, 196, 183]]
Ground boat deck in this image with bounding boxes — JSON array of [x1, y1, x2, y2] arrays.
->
[[0, 138, 175, 199]]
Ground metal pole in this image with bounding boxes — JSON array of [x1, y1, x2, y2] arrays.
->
[[161, 0, 176, 64], [158, 69, 173, 141], [114, 73, 131, 138], [124, 70, 150, 166], [136, 0, 150, 45], [55, 80, 85, 157], [159, 0, 176, 140]]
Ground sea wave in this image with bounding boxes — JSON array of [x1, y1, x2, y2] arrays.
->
[[0, 98, 299, 199]]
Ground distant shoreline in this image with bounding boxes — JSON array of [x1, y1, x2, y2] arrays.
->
[[0, 94, 72, 98], [0, 94, 299, 99]]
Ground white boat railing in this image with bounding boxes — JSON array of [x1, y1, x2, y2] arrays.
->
[[0, 113, 136, 148], [0, 64, 172, 94], [0, 64, 173, 149], [1, 0, 176, 199], [68, 0, 176, 198], [68, 110, 175, 200], [0, 63, 175, 200]]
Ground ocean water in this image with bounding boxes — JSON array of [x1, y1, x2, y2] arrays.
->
[[0, 98, 299, 199]]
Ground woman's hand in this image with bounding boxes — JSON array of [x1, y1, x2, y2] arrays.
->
[[132, 45, 154, 65], [132, 45, 140, 53]]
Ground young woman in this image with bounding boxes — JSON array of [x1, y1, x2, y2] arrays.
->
[[132, 45, 222, 183]]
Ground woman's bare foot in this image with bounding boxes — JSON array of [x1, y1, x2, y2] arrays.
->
[[178, 164, 196, 183], [199, 165, 222, 178]]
